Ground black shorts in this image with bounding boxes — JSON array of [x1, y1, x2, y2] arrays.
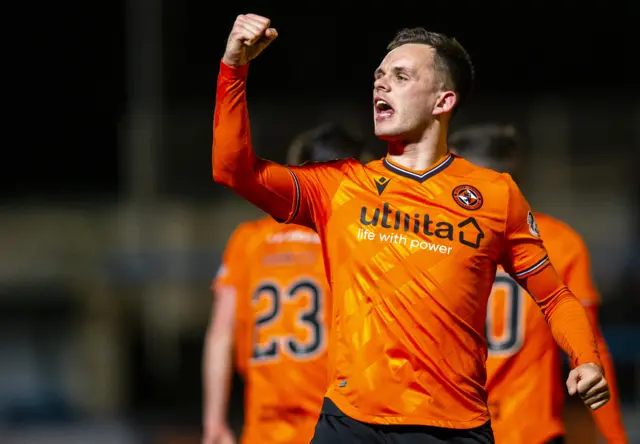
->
[[546, 438, 565, 444], [310, 398, 494, 444]]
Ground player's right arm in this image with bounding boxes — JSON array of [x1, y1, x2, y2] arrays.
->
[[213, 14, 296, 224], [202, 225, 250, 444], [213, 14, 347, 228]]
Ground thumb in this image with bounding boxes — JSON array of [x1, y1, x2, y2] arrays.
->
[[566, 368, 579, 395], [264, 28, 278, 41]]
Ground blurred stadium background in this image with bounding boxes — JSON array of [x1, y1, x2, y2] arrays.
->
[[2, 3, 638, 444]]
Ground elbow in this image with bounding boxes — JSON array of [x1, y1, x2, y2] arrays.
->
[[211, 151, 237, 188], [538, 286, 575, 317], [211, 143, 247, 189], [211, 147, 227, 185], [212, 165, 232, 187]]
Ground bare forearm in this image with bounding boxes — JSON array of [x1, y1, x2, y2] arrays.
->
[[202, 327, 234, 431]]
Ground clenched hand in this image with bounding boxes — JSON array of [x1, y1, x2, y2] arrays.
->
[[566, 362, 610, 410], [222, 14, 278, 67]]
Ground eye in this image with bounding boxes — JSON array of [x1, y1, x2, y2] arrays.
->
[[396, 74, 408, 81]]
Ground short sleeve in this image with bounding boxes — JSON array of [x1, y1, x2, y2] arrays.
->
[[213, 223, 251, 292], [283, 159, 354, 229], [500, 174, 550, 279], [561, 233, 601, 308]]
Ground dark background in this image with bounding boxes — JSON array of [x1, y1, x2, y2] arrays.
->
[[12, 4, 638, 199]]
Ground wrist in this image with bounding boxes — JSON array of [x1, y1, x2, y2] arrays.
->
[[576, 357, 602, 369], [203, 419, 224, 434], [219, 60, 249, 79], [203, 410, 224, 428]]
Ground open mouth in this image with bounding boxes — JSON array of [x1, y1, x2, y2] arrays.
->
[[374, 97, 394, 120]]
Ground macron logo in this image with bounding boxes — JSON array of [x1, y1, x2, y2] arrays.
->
[[374, 177, 390, 195]]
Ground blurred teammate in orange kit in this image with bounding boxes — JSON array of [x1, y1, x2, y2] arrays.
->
[[450, 123, 628, 444], [202, 123, 365, 444]]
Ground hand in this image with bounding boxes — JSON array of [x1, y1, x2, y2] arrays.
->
[[222, 14, 278, 67], [566, 362, 610, 410], [203, 424, 236, 444]]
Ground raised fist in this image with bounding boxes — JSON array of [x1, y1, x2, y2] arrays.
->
[[222, 14, 278, 67]]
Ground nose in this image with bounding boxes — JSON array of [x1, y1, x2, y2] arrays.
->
[[374, 76, 390, 92]]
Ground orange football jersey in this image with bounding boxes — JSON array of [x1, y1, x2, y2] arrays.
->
[[213, 61, 601, 430], [485, 214, 621, 444], [213, 216, 331, 444], [284, 154, 552, 428]]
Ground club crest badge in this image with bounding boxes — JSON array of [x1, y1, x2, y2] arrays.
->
[[452, 185, 483, 211], [527, 211, 540, 237]]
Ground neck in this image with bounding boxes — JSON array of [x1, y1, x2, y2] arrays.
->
[[386, 122, 449, 171]]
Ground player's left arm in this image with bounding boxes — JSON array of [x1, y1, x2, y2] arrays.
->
[[499, 174, 609, 411], [563, 241, 628, 442], [202, 225, 252, 444]]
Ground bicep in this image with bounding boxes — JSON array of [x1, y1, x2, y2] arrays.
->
[[500, 175, 549, 278], [230, 158, 349, 229], [231, 158, 300, 223], [222, 158, 332, 229], [285, 160, 349, 228]]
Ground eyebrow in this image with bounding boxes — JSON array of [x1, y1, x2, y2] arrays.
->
[[374, 66, 411, 79]]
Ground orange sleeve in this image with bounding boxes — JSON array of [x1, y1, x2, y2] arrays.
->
[[212, 61, 347, 229], [518, 266, 602, 368], [584, 307, 628, 443], [213, 61, 299, 223], [499, 174, 550, 279], [213, 223, 250, 292]]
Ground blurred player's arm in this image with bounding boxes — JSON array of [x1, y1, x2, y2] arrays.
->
[[202, 225, 252, 444], [500, 175, 609, 410], [563, 240, 627, 442], [203, 284, 237, 444]]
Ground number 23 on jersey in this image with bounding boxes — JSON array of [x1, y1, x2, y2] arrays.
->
[[251, 278, 327, 363]]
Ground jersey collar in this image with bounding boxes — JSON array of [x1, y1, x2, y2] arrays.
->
[[383, 153, 455, 183]]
